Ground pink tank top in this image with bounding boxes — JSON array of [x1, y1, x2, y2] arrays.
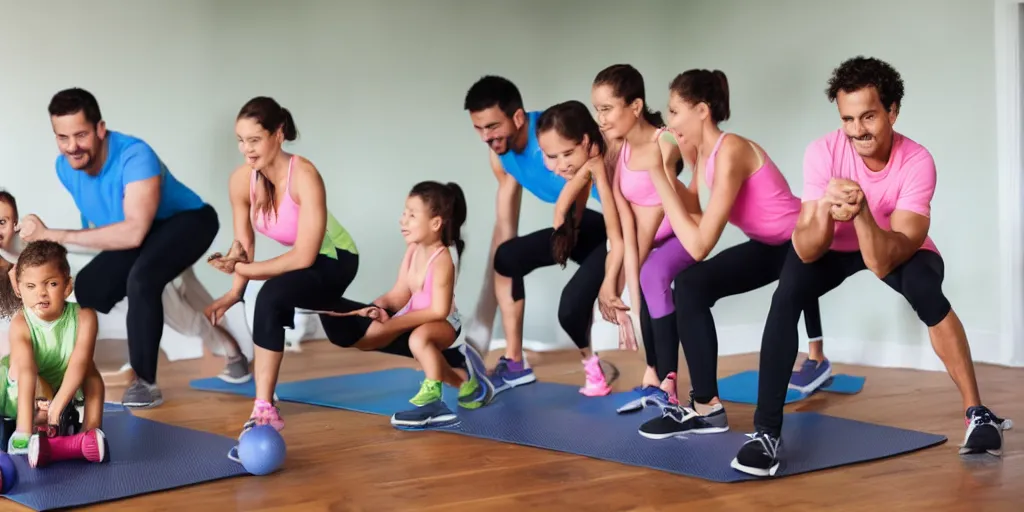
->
[[704, 133, 801, 245], [250, 156, 300, 246], [616, 141, 674, 243], [394, 246, 455, 317]]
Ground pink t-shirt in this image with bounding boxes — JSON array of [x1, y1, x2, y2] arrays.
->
[[801, 129, 939, 254]]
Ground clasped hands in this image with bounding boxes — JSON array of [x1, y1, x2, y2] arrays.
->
[[207, 240, 249, 274], [823, 178, 866, 222]]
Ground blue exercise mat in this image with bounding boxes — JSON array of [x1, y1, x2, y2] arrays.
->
[[718, 370, 866, 405], [2, 411, 249, 511], [191, 369, 943, 482]]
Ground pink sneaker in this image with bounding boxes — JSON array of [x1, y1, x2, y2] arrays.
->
[[663, 372, 680, 405], [579, 355, 612, 397], [242, 399, 285, 435]]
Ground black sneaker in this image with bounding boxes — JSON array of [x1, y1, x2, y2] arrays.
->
[[960, 405, 1010, 456], [687, 390, 730, 431], [638, 403, 729, 439], [731, 431, 782, 477]]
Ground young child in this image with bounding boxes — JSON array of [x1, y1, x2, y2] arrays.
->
[[237, 181, 493, 434], [0, 240, 107, 464]]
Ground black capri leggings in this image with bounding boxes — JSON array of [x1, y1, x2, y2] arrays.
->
[[318, 299, 467, 369], [492, 208, 608, 350], [672, 239, 824, 404], [252, 248, 359, 352], [754, 248, 948, 437]]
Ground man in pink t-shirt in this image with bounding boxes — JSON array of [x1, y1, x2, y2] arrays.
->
[[732, 57, 1009, 478]]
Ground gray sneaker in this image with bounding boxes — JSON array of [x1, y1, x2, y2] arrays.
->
[[218, 355, 252, 384], [121, 379, 164, 408]]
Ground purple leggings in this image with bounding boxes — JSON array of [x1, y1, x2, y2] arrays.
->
[[640, 237, 697, 319]]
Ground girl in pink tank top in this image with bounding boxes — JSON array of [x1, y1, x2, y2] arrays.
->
[[628, 70, 830, 440]]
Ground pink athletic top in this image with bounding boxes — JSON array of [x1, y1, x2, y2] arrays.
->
[[802, 129, 939, 254], [704, 133, 801, 245], [394, 245, 456, 318], [616, 141, 674, 243], [251, 156, 300, 246]]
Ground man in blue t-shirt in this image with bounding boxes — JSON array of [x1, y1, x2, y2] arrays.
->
[[460, 76, 613, 396], [16, 88, 249, 408]]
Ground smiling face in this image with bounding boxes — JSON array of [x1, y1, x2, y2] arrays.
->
[[666, 91, 705, 146], [400, 194, 441, 245], [537, 129, 591, 180], [51, 111, 106, 172], [0, 200, 15, 252], [469, 106, 524, 155], [236, 116, 284, 170], [591, 84, 639, 140], [17, 262, 72, 321], [835, 86, 898, 160]]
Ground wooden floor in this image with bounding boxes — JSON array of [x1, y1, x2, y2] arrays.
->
[[50, 340, 1024, 511]]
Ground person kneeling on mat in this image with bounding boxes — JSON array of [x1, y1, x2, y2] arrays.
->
[[0, 241, 107, 464], [319, 182, 494, 429]]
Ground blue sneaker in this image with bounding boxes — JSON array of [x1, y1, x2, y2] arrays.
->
[[488, 356, 536, 395], [616, 385, 671, 414], [788, 358, 832, 394], [457, 343, 494, 409], [391, 400, 460, 430]]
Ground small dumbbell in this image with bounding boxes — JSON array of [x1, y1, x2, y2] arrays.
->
[[28, 429, 108, 468]]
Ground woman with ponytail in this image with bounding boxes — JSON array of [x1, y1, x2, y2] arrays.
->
[[541, 64, 701, 405], [206, 96, 361, 438], [636, 69, 828, 444]]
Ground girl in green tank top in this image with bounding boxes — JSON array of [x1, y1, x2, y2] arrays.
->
[[0, 240, 106, 454]]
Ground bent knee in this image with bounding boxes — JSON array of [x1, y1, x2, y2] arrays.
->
[[493, 242, 520, 278], [125, 266, 165, 298], [901, 278, 950, 327]]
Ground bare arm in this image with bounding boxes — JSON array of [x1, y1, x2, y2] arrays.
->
[[236, 159, 327, 281], [9, 313, 36, 434], [372, 244, 415, 312], [591, 158, 626, 292], [52, 176, 160, 250], [792, 199, 835, 263], [854, 208, 929, 278], [648, 136, 747, 261], [553, 169, 593, 229], [380, 250, 456, 334], [49, 306, 98, 416], [614, 175, 642, 312], [223, 167, 256, 300], [491, 151, 522, 251]]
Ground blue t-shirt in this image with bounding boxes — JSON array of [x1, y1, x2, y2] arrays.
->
[[498, 111, 600, 204], [56, 131, 207, 228]]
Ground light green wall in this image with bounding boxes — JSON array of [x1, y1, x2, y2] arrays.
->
[[0, 0, 1002, 361]]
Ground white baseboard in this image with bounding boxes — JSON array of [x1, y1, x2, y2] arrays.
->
[[487, 322, 1018, 372]]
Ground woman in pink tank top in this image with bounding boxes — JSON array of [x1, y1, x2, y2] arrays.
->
[[632, 70, 831, 439], [205, 97, 362, 438]]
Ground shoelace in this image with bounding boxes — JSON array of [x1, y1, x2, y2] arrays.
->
[[745, 432, 780, 459], [659, 403, 701, 423]]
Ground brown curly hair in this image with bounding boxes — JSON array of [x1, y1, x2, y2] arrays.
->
[[0, 241, 71, 320], [826, 56, 905, 113]]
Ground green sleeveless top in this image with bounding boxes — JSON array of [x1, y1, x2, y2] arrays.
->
[[23, 301, 79, 391]]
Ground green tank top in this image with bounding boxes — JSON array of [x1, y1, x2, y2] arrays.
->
[[23, 301, 79, 391], [320, 211, 358, 259]]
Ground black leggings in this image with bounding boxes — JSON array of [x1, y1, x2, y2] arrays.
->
[[493, 208, 608, 349], [75, 204, 219, 384], [317, 299, 467, 369], [252, 248, 359, 352], [672, 239, 824, 403], [755, 248, 949, 437]]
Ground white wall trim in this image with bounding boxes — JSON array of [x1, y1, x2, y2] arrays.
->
[[489, 322, 1005, 373], [995, 0, 1024, 367]]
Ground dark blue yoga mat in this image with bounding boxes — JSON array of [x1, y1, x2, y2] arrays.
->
[[191, 369, 943, 482], [718, 370, 866, 405], [2, 410, 249, 511]]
